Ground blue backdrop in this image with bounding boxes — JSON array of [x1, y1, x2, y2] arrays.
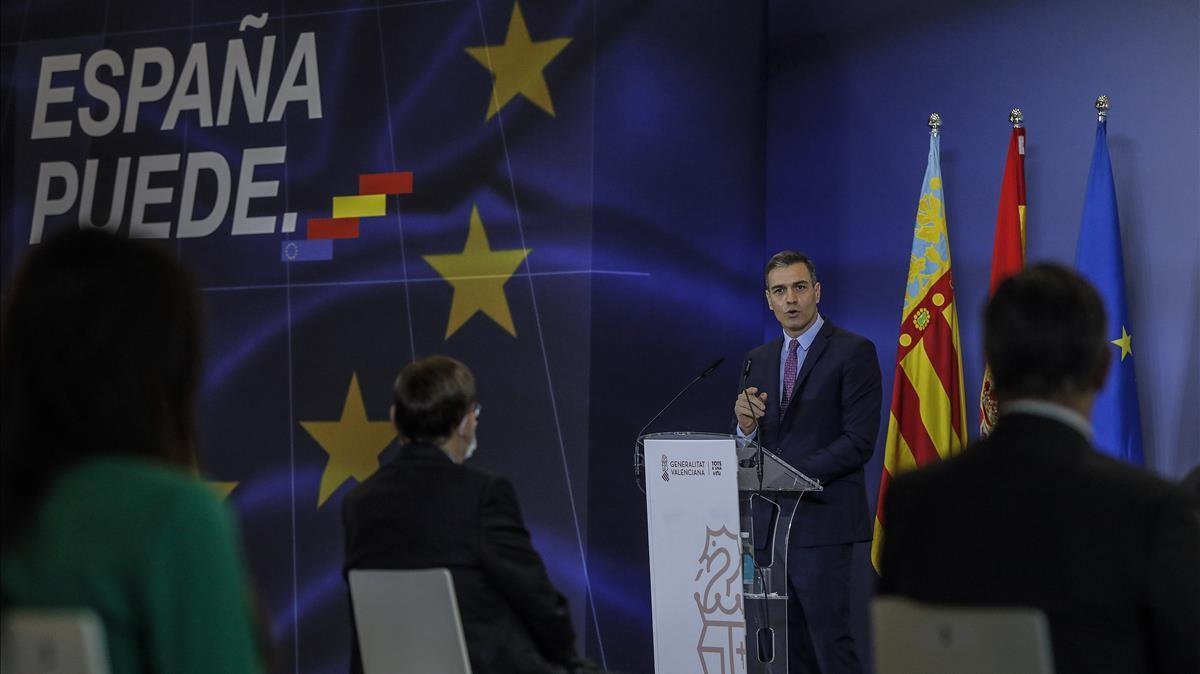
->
[[2, 1, 1196, 672]]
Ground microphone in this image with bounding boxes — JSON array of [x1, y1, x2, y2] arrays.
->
[[633, 356, 726, 480], [700, 358, 725, 378], [732, 358, 752, 431], [733, 360, 767, 487]]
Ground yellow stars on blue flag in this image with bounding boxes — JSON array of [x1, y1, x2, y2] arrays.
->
[[423, 205, 532, 339], [1075, 112, 1143, 464], [466, 1, 571, 121], [1111, 326, 1132, 361], [300, 373, 397, 507]]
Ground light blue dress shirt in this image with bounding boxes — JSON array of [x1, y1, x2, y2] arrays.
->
[[740, 314, 824, 439], [779, 314, 825, 402]]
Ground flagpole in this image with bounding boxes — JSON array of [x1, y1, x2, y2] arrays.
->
[[928, 112, 941, 137], [1010, 108, 1023, 128], [1095, 95, 1110, 123]]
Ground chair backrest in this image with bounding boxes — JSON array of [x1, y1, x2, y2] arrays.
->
[[1, 609, 112, 674], [871, 596, 1055, 674], [349, 568, 472, 674]]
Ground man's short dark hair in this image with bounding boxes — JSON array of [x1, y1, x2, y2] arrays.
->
[[764, 250, 818, 287], [984, 263, 1109, 401], [392, 356, 476, 442]]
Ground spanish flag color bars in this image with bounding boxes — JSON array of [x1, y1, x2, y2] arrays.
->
[[872, 115, 968, 572], [979, 111, 1027, 436]]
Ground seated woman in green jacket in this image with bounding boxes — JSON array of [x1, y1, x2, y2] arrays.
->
[[1, 230, 265, 674]]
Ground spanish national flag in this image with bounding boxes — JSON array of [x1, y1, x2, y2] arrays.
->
[[872, 127, 968, 572], [979, 123, 1027, 437]]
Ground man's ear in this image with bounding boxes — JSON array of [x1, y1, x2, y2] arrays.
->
[[389, 404, 396, 426], [814, 281, 822, 304]]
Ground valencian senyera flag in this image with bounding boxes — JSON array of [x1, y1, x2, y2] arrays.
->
[[872, 128, 968, 572], [1075, 113, 1144, 465], [979, 123, 1027, 437]]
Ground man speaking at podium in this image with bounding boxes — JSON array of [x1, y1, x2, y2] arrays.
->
[[733, 251, 882, 674]]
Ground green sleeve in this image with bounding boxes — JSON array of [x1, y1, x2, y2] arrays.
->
[[141, 483, 264, 674]]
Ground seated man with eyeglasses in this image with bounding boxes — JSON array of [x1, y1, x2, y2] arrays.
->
[[342, 356, 584, 674]]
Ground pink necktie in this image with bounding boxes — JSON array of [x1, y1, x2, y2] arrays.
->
[[782, 339, 799, 411]]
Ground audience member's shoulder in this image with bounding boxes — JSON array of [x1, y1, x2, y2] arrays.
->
[[1180, 465, 1200, 507], [52, 456, 232, 544], [1078, 450, 1194, 508], [892, 456, 948, 486], [70, 455, 216, 504], [456, 462, 524, 502], [406, 452, 505, 490], [885, 440, 1008, 514], [460, 460, 506, 488]]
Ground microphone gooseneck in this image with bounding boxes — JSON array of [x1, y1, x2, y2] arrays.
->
[[633, 356, 727, 483], [733, 358, 753, 431], [735, 358, 766, 489], [699, 356, 726, 379]]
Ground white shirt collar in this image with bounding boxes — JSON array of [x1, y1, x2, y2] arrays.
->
[[1001, 399, 1094, 441]]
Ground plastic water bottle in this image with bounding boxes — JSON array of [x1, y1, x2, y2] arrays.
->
[[741, 531, 754, 590]]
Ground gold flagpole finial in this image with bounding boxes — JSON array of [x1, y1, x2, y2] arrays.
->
[[1009, 108, 1023, 128], [928, 113, 942, 137], [1095, 95, 1110, 123]]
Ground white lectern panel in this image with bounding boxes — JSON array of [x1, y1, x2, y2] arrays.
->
[[645, 435, 746, 674]]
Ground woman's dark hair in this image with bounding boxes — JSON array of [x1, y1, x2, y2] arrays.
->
[[392, 356, 475, 443], [1, 230, 203, 546]]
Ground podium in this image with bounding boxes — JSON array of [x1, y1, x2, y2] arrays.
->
[[641, 432, 820, 674]]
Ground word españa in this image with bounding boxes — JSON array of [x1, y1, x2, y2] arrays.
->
[[27, 28, 322, 243]]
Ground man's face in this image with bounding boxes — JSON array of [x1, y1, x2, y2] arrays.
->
[[765, 263, 821, 337]]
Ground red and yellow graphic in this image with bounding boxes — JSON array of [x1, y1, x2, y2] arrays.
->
[[305, 171, 413, 242]]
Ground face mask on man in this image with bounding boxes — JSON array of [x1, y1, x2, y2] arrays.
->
[[459, 403, 480, 461]]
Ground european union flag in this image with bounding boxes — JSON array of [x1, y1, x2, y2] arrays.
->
[[1075, 119, 1144, 465], [280, 239, 333, 262]]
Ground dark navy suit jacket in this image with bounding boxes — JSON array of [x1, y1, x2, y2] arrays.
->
[[742, 319, 882, 547]]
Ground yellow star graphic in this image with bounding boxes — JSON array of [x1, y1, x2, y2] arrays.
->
[[206, 481, 239, 501], [465, 1, 571, 121], [1111, 326, 1133, 361], [300, 373, 397, 507], [423, 205, 532, 339]]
